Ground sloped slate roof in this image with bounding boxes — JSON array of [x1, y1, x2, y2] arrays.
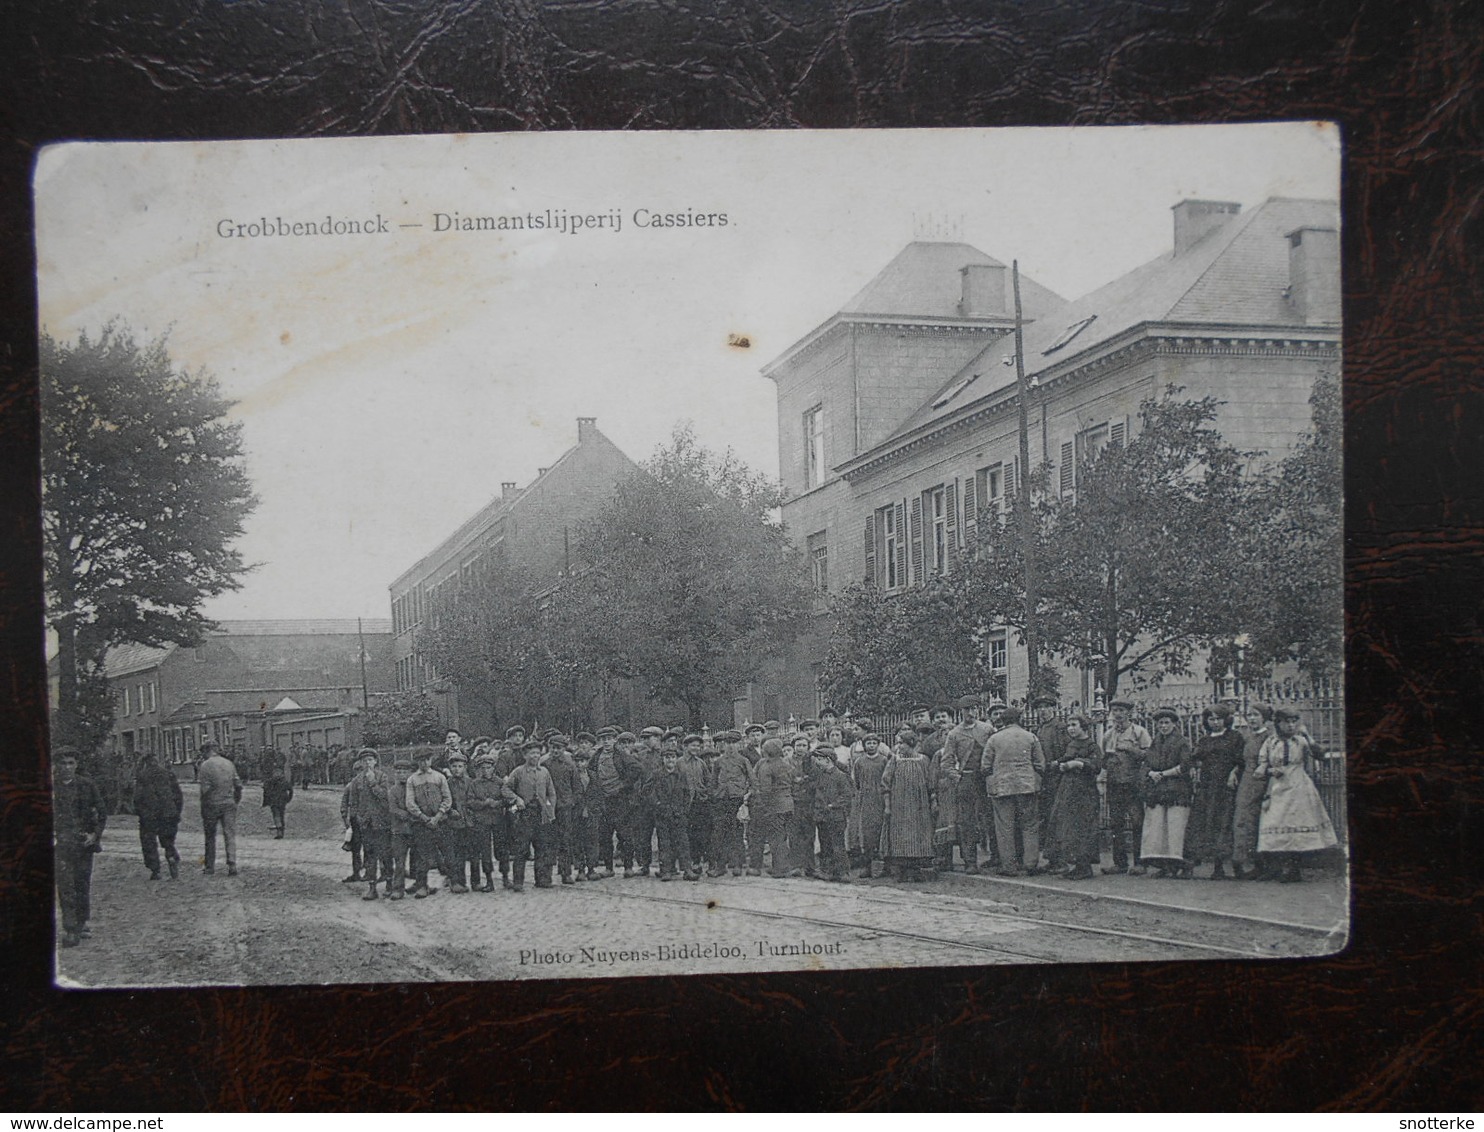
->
[[103, 642, 176, 678], [213, 619, 392, 636], [841, 241, 1065, 320], [879, 198, 1339, 445]]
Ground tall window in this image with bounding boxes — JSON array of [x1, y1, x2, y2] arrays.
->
[[928, 486, 947, 575], [981, 464, 1005, 521], [986, 632, 1008, 675], [803, 405, 825, 489], [878, 503, 902, 590], [807, 531, 829, 594]]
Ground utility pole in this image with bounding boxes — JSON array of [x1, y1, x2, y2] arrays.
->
[[1013, 261, 1040, 701], [357, 617, 369, 708]]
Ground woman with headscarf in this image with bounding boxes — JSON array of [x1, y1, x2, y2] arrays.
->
[[1139, 708, 1194, 878], [1186, 704, 1246, 879], [1256, 708, 1339, 882], [1231, 703, 1274, 880], [1043, 712, 1104, 879], [880, 730, 935, 882]]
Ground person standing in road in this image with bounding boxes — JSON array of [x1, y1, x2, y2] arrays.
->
[[1031, 695, 1070, 860], [981, 707, 1046, 877], [1140, 708, 1195, 879], [707, 730, 752, 878], [133, 749, 183, 881], [53, 745, 106, 947], [811, 744, 852, 882], [679, 733, 711, 873], [1100, 700, 1153, 876], [591, 728, 626, 877], [345, 749, 393, 901], [383, 754, 416, 900], [1231, 704, 1274, 880], [850, 732, 890, 879], [404, 747, 451, 898], [1255, 708, 1339, 882], [654, 745, 700, 882], [465, 750, 507, 891], [542, 734, 580, 885], [504, 740, 557, 891], [261, 756, 294, 840], [197, 739, 242, 877], [881, 730, 935, 882], [1043, 712, 1104, 879], [1187, 704, 1246, 879], [747, 738, 793, 878], [441, 749, 472, 894]]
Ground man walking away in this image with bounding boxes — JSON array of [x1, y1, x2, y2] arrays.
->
[[982, 707, 1046, 876], [134, 749, 183, 880], [197, 740, 242, 877]]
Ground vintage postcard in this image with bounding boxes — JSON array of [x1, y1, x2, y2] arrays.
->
[[37, 125, 1346, 987]]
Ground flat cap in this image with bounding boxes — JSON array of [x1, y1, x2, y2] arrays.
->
[[682, 733, 703, 746], [616, 731, 637, 743], [1109, 699, 1136, 711], [596, 726, 619, 739], [1151, 707, 1180, 722], [504, 726, 527, 740], [640, 726, 664, 738], [743, 723, 765, 736], [575, 731, 597, 744]]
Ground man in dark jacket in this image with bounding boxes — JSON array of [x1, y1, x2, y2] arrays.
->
[[618, 727, 662, 876], [440, 750, 472, 894], [707, 731, 752, 877], [654, 747, 700, 881], [344, 749, 392, 900], [679, 734, 711, 873], [53, 745, 106, 947], [543, 734, 581, 885], [134, 749, 183, 880], [747, 738, 793, 878]]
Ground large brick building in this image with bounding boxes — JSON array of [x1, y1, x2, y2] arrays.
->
[[100, 619, 394, 763], [744, 196, 1340, 721], [387, 416, 637, 730]]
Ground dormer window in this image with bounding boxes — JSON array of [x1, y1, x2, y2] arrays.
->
[[1044, 315, 1097, 355], [932, 373, 979, 409]]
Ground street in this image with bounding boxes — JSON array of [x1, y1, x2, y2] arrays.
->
[[56, 783, 1348, 987]]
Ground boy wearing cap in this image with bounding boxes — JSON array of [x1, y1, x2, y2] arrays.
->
[[405, 748, 452, 898], [679, 734, 711, 873], [383, 754, 416, 899], [621, 727, 663, 876], [654, 746, 700, 881], [1101, 700, 1153, 875], [812, 745, 853, 882], [465, 751, 505, 891], [543, 735, 581, 885], [708, 731, 752, 877], [345, 749, 393, 900], [747, 738, 793, 877], [503, 741, 557, 890], [741, 723, 765, 766], [570, 735, 601, 881], [441, 750, 472, 894], [592, 729, 626, 877]]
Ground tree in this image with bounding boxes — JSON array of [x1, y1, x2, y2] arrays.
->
[[360, 692, 446, 748], [566, 425, 813, 726], [1232, 371, 1343, 682], [42, 324, 257, 750], [819, 573, 991, 714], [972, 387, 1259, 698]]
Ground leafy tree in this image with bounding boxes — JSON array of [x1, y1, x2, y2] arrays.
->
[[360, 691, 446, 748], [566, 425, 813, 726], [819, 573, 991, 714], [42, 324, 257, 750], [1229, 371, 1343, 682], [972, 387, 1259, 699]]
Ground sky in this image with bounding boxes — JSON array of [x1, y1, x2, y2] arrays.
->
[[34, 123, 1340, 622]]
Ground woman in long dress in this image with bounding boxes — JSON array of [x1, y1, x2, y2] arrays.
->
[[1044, 712, 1104, 879], [1186, 704, 1246, 878], [1231, 704, 1273, 879], [881, 730, 935, 882], [1256, 708, 1338, 882], [1140, 708, 1194, 878]]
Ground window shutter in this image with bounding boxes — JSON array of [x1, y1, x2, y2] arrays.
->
[[1005, 459, 1016, 504], [909, 496, 924, 587], [963, 473, 978, 533], [863, 513, 876, 585], [1110, 417, 1127, 448], [945, 479, 960, 570], [1059, 440, 1075, 497]]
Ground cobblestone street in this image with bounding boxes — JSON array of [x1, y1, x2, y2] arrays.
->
[[56, 784, 1348, 987]]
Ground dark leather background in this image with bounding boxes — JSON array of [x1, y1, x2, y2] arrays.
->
[[2, 0, 1481, 1111]]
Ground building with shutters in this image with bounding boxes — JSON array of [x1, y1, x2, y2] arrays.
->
[[739, 196, 1341, 722]]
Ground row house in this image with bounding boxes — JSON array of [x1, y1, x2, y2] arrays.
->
[[746, 196, 1340, 721]]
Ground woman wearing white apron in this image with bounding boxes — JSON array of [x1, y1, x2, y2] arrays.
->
[[1256, 708, 1339, 882]]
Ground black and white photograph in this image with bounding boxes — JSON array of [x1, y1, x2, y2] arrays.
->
[[38, 124, 1345, 987]]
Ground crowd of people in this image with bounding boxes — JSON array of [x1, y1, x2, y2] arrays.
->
[[51, 695, 1342, 948], [329, 696, 1341, 903]]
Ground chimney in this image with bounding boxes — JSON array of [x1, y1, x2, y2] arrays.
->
[[958, 262, 1008, 317], [501, 481, 518, 500], [1172, 199, 1240, 255], [537, 468, 549, 477], [577, 416, 597, 442], [1286, 226, 1340, 325]]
